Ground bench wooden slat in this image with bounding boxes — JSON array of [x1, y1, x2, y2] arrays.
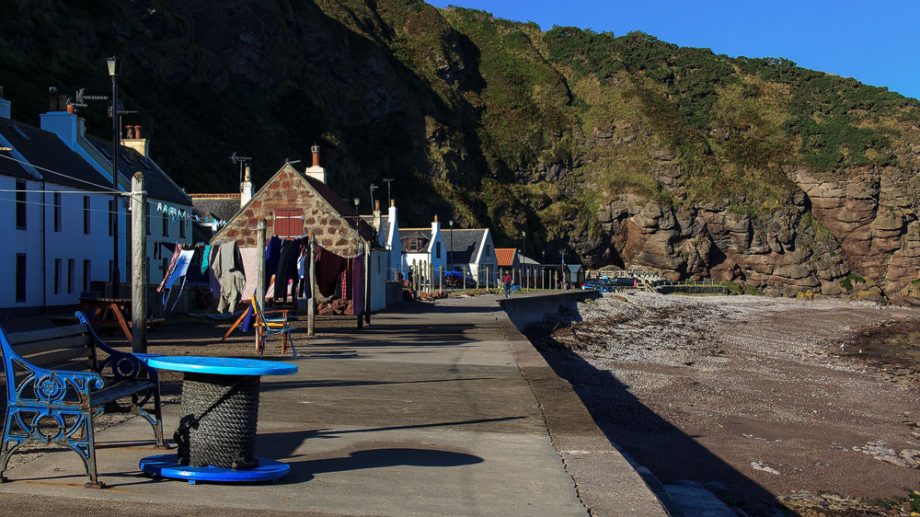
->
[[24, 347, 91, 368], [15, 335, 90, 357], [90, 379, 155, 405], [7, 324, 86, 346]]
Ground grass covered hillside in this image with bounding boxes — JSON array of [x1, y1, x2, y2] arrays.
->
[[2, 0, 920, 299]]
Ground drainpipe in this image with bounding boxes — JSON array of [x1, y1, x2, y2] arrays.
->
[[41, 179, 47, 312]]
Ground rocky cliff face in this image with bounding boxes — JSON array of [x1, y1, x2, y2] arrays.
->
[[2, 0, 919, 301]]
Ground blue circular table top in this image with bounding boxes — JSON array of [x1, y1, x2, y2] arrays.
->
[[145, 356, 297, 376]]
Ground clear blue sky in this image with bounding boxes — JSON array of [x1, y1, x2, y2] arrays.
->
[[428, 1, 919, 100]]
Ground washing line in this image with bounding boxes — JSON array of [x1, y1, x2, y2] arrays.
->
[[0, 188, 129, 195], [0, 153, 123, 193]]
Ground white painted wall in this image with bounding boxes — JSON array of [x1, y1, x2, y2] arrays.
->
[[146, 199, 193, 285], [41, 111, 192, 286], [0, 177, 127, 309]]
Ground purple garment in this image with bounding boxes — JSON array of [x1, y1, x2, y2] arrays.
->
[[352, 254, 364, 316], [264, 236, 281, 288], [241, 305, 255, 333]]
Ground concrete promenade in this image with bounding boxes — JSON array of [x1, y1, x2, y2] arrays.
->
[[0, 295, 666, 516]]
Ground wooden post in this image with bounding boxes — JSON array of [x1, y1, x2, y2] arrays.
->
[[438, 265, 443, 292], [364, 240, 371, 325], [463, 266, 467, 290], [308, 234, 316, 337], [130, 172, 147, 354], [256, 219, 266, 352], [485, 265, 490, 290]]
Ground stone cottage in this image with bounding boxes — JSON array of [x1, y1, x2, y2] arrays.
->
[[212, 146, 373, 256]]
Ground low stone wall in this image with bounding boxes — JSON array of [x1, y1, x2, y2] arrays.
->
[[498, 290, 600, 331], [655, 284, 730, 295]]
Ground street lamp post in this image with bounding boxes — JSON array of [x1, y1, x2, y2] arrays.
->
[[107, 56, 121, 298], [521, 230, 526, 289], [541, 249, 545, 289], [352, 197, 360, 228], [448, 219, 454, 290], [561, 249, 566, 289]]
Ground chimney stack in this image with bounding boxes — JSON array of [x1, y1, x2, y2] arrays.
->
[[47, 87, 67, 111], [305, 143, 327, 184], [122, 124, 150, 157], [240, 163, 253, 207], [372, 199, 382, 231]]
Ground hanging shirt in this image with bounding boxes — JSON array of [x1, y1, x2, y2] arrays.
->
[[314, 246, 347, 298]]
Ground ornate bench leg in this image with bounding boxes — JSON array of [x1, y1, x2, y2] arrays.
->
[[80, 411, 104, 489], [130, 393, 167, 449], [0, 409, 22, 482]]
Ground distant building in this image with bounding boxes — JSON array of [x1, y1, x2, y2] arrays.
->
[[445, 228, 497, 286], [400, 215, 447, 286], [362, 199, 403, 281]]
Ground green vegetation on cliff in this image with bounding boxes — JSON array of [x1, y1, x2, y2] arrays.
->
[[2, 0, 919, 270]]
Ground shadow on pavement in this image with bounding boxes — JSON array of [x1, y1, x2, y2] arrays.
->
[[524, 326, 786, 516], [285, 448, 483, 483]]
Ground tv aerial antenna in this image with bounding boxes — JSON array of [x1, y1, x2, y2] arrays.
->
[[230, 152, 252, 185], [382, 177, 395, 206]]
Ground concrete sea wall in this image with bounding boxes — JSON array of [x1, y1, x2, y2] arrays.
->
[[498, 290, 601, 331]]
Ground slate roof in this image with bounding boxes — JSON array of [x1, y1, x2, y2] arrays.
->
[[190, 193, 242, 221], [360, 214, 391, 247], [303, 174, 374, 241], [0, 119, 112, 190], [445, 229, 487, 264], [519, 253, 541, 266], [86, 135, 192, 206]]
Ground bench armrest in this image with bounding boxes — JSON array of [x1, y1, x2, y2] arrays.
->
[[75, 311, 157, 383], [8, 361, 104, 407]]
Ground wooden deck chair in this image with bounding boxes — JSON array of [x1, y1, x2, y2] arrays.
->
[[251, 295, 297, 358]]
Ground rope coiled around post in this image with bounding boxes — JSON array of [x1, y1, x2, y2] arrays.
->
[[174, 373, 261, 469]]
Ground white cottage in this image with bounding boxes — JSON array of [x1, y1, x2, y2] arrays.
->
[[41, 110, 194, 285], [445, 228, 498, 286], [400, 216, 447, 288], [0, 98, 125, 311]]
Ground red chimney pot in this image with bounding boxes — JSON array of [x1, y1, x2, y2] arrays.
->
[[133, 125, 143, 139], [125, 125, 134, 139], [311, 144, 320, 167]]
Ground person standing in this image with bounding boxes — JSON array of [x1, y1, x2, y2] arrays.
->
[[502, 272, 513, 298]]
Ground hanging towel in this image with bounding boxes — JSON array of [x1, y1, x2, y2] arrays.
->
[[165, 249, 195, 290], [161, 249, 195, 309], [200, 244, 212, 274]]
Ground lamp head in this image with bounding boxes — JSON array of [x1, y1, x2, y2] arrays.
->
[[353, 197, 360, 209], [106, 56, 119, 77]]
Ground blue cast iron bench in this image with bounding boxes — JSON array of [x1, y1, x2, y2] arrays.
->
[[0, 312, 165, 488]]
